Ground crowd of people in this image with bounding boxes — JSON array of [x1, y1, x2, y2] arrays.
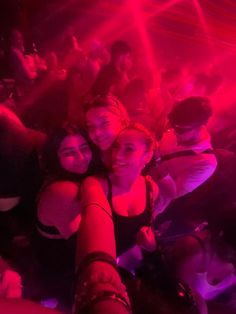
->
[[0, 29, 236, 314]]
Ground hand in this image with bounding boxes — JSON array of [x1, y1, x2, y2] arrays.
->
[[0, 269, 22, 298], [136, 226, 157, 252]]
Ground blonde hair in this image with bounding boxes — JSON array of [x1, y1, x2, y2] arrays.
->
[[84, 94, 130, 127], [120, 122, 156, 153]]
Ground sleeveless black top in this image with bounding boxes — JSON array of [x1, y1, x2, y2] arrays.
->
[[106, 176, 153, 256]]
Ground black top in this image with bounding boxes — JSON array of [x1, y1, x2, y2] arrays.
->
[[106, 176, 153, 256], [91, 63, 120, 96]]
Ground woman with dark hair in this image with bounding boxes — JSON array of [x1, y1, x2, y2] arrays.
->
[[35, 123, 97, 310]]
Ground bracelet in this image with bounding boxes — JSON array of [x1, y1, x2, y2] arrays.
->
[[76, 251, 117, 279], [74, 289, 132, 314]]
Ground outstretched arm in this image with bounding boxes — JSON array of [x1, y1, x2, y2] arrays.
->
[[74, 176, 131, 314], [76, 176, 116, 262]]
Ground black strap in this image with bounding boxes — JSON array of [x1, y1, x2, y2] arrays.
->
[[161, 148, 214, 162], [145, 176, 155, 226], [106, 175, 113, 208], [76, 251, 117, 279], [106, 175, 153, 220], [36, 220, 60, 235], [84, 202, 112, 219]]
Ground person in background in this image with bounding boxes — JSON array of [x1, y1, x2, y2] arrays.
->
[[91, 40, 132, 98], [60, 34, 85, 72], [158, 96, 217, 198], [122, 78, 155, 130], [83, 39, 109, 92], [9, 29, 46, 98], [0, 105, 42, 261]]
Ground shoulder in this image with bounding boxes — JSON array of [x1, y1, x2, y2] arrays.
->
[[192, 153, 217, 170], [81, 175, 109, 197], [38, 180, 80, 219], [82, 175, 103, 188], [80, 175, 111, 212], [41, 180, 80, 198]]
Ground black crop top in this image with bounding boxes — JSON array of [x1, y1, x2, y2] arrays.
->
[[106, 176, 153, 256]]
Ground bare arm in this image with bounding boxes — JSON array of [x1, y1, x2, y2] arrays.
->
[[74, 176, 131, 314], [76, 176, 116, 263]]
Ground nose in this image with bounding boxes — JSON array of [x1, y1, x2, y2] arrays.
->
[[75, 149, 85, 161], [93, 128, 103, 139], [113, 147, 124, 161]]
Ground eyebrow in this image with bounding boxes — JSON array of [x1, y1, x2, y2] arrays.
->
[[60, 143, 89, 152], [59, 147, 76, 153], [87, 114, 110, 123], [117, 141, 135, 147], [80, 143, 89, 148]]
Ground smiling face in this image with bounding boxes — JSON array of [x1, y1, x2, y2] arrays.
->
[[116, 52, 132, 72], [86, 107, 124, 151], [172, 124, 201, 146], [111, 129, 152, 178], [57, 134, 92, 175]]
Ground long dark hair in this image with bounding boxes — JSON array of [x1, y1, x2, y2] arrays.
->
[[42, 123, 98, 181]]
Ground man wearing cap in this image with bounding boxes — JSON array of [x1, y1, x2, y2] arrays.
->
[[159, 96, 217, 198]]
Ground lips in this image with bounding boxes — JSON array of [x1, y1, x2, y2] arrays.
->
[[112, 162, 127, 170], [74, 162, 89, 172]]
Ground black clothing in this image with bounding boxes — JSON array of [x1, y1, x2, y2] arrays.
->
[[106, 176, 153, 256], [91, 63, 120, 96], [156, 149, 236, 237]]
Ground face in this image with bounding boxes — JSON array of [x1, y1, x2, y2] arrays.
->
[[86, 107, 124, 151], [117, 53, 132, 72], [58, 134, 92, 174], [173, 124, 201, 146], [112, 129, 151, 177], [12, 31, 24, 50]]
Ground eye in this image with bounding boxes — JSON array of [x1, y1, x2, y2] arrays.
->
[[80, 145, 91, 154], [61, 151, 76, 158], [102, 121, 110, 127], [125, 146, 135, 153]]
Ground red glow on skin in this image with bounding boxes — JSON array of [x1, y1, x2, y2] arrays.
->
[[178, 291, 185, 297]]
